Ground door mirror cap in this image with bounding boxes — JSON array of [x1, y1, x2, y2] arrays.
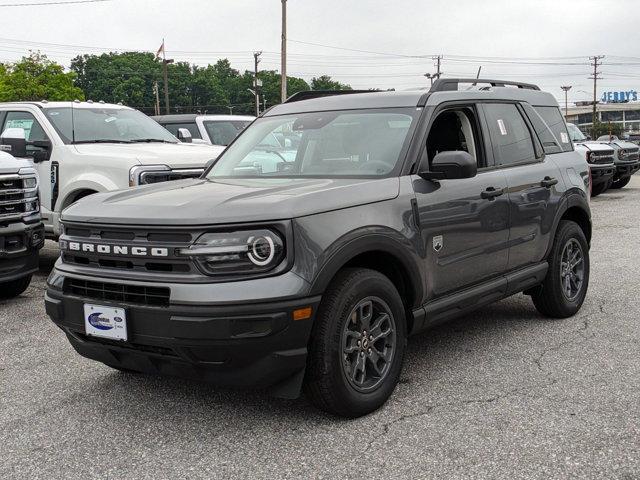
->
[[419, 150, 477, 180], [0, 127, 27, 157], [176, 128, 193, 143]]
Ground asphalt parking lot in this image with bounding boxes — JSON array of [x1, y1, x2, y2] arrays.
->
[[1, 177, 639, 480]]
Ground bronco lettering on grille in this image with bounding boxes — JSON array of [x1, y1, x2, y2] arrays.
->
[[63, 241, 169, 257]]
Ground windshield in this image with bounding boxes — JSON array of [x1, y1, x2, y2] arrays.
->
[[203, 120, 251, 146], [567, 123, 586, 142], [207, 109, 418, 178], [44, 107, 178, 144]]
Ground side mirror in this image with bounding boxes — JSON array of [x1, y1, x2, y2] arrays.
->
[[176, 128, 193, 143], [419, 150, 477, 180], [32, 139, 52, 163], [0, 127, 27, 158]]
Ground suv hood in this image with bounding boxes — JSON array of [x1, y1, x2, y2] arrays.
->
[[574, 141, 613, 152], [73, 142, 224, 168], [61, 177, 401, 225]]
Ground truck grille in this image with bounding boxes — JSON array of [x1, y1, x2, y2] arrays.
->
[[65, 278, 170, 307], [622, 148, 639, 161], [0, 173, 38, 222], [589, 150, 615, 164], [59, 224, 197, 278]]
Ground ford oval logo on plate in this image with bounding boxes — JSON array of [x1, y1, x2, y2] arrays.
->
[[84, 304, 128, 341]]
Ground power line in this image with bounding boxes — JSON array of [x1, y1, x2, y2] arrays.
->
[[0, 0, 110, 6]]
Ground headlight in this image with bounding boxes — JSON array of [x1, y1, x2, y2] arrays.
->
[[618, 149, 626, 160], [129, 165, 171, 186], [24, 199, 39, 214], [181, 229, 285, 276], [23, 177, 37, 189]]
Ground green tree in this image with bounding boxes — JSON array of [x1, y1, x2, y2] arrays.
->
[[310, 75, 352, 91], [592, 121, 625, 139], [0, 52, 84, 101]]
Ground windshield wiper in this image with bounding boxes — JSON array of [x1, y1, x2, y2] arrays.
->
[[72, 139, 132, 144], [129, 138, 176, 144]]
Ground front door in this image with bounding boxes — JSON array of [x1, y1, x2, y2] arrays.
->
[[413, 105, 510, 299]]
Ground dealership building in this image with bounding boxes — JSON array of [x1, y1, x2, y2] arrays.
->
[[565, 90, 640, 134]]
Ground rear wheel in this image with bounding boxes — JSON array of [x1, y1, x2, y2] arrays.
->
[[609, 176, 631, 189], [304, 268, 406, 417], [0, 275, 32, 299], [532, 220, 589, 318]]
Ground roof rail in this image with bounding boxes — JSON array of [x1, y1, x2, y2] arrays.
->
[[283, 90, 376, 104], [430, 78, 540, 92]]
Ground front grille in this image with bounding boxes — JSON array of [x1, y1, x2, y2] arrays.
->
[[60, 225, 195, 275], [589, 150, 615, 164], [623, 148, 639, 161], [65, 278, 170, 307], [140, 168, 204, 185], [0, 173, 38, 222]]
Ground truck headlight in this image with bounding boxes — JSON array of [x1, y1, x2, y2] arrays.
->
[[618, 150, 626, 160], [181, 229, 285, 276], [23, 177, 37, 189], [129, 165, 171, 186]]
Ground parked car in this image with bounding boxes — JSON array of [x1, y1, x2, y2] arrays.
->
[[567, 123, 616, 197], [0, 150, 44, 298], [595, 135, 640, 189], [152, 114, 254, 146], [0, 101, 224, 238], [46, 79, 591, 417]]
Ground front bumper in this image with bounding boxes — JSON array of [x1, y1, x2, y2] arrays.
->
[[0, 221, 44, 282], [614, 160, 640, 180], [588, 163, 616, 186], [45, 271, 320, 394]]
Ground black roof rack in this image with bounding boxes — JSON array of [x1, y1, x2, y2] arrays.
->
[[430, 78, 540, 92], [283, 90, 376, 104]]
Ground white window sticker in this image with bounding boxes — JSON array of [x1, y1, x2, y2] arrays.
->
[[560, 132, 569, 143], [497, 119, 508, 136]]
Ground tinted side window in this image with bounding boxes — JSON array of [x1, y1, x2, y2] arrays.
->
[[533, 106, 572, 152], [484, 104, 536, 166], [2, 111, 50, 156], [162, 122, 202, 139]]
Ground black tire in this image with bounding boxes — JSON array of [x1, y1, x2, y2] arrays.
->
[[304, 268, 407, 418], [0, 275, 32, 299], [532, 220, 589, 318], [609, 176, 631, 189], [590, 181, 608, 197]]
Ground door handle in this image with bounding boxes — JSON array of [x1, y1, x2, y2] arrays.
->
[[540, 176, 558, 188], [480, 187, 505, 200]]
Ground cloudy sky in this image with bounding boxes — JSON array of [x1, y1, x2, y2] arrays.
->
[[1, 0, 639, 105]]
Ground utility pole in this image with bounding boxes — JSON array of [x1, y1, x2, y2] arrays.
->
[[227, 105, 234, 115], [253, 51, 262, 117], [589, 55, 604, 138], [432, 55, 443, 79], [561, 85, 572, 117], [161, 39, 174, 115], [153, 81, 161, 116], [281, 0, 287, 102]]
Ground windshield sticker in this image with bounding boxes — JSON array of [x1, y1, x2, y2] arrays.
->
[[560, 132, 569, 143], [105, 116, 117, 123], [497, 119, 508, 136]]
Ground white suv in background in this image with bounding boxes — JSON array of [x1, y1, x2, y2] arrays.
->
[[152, 114, 254, 146], [0, 101, 224, 238]]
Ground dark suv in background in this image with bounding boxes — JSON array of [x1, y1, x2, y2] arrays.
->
[[46, 79, 591, 417]]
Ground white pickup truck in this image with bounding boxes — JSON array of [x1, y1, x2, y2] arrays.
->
[[0, 101, 224, 239]]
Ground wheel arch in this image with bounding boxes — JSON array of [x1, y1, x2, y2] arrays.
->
[[545, 190, 592, 258], [308, 234, 424, 333]]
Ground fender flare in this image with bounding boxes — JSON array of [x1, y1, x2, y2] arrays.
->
[[56, 175, 118, 212], [308, 233, 424, 309], [544, 189, 592, 258]]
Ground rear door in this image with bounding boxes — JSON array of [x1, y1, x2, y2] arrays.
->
[[481, 103, 563, 271]]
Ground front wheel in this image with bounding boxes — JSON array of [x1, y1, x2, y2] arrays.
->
[[609, 176, 631, 189], [304, 268, 406, 418], [532, 220, 589, 318]]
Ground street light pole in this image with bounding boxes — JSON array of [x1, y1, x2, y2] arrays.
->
[[281, 0, 287, 102], [561, 85, 572, 117]]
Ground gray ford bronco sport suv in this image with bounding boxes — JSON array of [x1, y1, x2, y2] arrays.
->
[[45, 79, 592, 417]]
